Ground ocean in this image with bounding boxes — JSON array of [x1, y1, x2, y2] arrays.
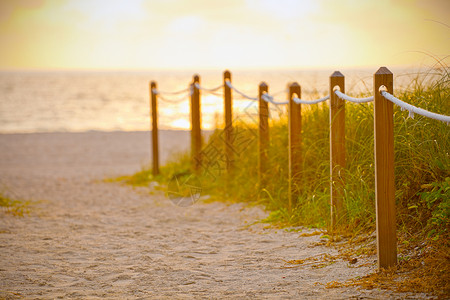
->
[[0, 67, 426, 133]]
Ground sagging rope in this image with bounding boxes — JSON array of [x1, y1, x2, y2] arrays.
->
[[153, 87, 192, 96], [334, 90, 374, 103], [261, 93, 289, 105], [381, 91, 450, 123], [193, 83, 224, 97], [152, 87, 193, 103], [154, 81, 449, 124], [261, 92, 330, 105], [225, 81, 258, 101], [293, 95, 330, 105], [194, 83, 223, 93], [331, 90, 449, 123]]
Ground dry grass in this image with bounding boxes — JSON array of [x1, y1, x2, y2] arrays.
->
[[0, 193, 30, 216]]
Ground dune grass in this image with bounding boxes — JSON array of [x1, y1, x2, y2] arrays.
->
[[0, 193, 30, 216], [123, 66, 449, 296]]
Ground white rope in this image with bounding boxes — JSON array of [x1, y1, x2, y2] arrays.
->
[[152, 87, 193, 103], [381, 91, 450, 123], [334, 90, 374, 103], [225, 81, 258, 101], [292, 95, 330, 105], [194, 83, 223, 93], [203, 90, 224, 97], [261, 93, 289, 105], [156, 94, 189, 103], [152, 87, 191, 96], [261, 92, 331, 105]]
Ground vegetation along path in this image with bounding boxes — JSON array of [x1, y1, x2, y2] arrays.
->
[[0, 131, 431, 299]]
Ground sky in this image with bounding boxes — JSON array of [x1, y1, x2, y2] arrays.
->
[[0, 0, 449, 71]]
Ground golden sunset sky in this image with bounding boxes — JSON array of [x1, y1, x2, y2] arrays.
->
[[0, 0, 448, 71]]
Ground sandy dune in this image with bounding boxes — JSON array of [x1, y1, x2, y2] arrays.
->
[[0, 131, 428, 299]]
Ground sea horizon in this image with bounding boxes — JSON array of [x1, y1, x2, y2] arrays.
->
[[0, 66, 442, 134]]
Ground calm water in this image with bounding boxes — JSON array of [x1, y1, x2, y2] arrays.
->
[[0, 68, 426, 133]]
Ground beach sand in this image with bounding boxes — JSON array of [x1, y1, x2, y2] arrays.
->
[[0, 131, 429, 299]]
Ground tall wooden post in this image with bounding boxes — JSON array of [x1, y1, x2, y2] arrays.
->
[[258, 82, 269, 188], [374, 67, 396, 269], [150, 81, 159, 175], [191, 74, 202, 172], [288, 82, 301, 211], [330, 71, 346, 230], [223, 70, 233, 172]]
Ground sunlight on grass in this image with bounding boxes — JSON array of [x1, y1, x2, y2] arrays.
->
[[119, 66, 449, 297]]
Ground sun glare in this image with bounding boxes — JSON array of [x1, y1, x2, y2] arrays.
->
[[170, 119, 191, 130], [0, 0, 448, 70]]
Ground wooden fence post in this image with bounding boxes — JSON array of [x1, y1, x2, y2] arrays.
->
[[150, 81, 159, 175], [258, 82, 269, 188], [374, 67, 396, 269], [224, 70, 233, 172], [288, 82, 301, 211], [330, 71, 346, 230], [191, 74, 202, 172]]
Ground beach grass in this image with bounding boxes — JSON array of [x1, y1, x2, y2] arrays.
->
[[122, 66, 449, 296], [0, 193, 30, 216]]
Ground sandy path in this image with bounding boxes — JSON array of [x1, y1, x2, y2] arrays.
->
[[0, 131, 427, 299]]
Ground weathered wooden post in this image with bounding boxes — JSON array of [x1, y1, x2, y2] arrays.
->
[[288, 82, 302, 211], [258, 82, 269, 188], [223, 70, 233, 172], [191, 74, 202, 172], [329, 71, 346, 230], [374, 67, 396, 269], [150, 81, 159, 175]]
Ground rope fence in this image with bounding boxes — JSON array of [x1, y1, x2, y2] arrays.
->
[[381, 91, 450, 122], [149, 67, 449, 271], [334, 90, 374, 103], [293, 95, 330, 105], [261, 93, 289, 105], [151, 87, 193, 103], [152, 86, 192, 95], [194, 83, 223, 93], [152, 78, 450, 123], [225, 80, 258, 101], [259, 91, 331, 105], [154, 92, 192, 103]]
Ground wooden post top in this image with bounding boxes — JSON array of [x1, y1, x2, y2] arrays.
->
[[150, 81, 157, 88], [330, 71, 345, 93], [223, 70, 231, 79], [374, 67, 393, 94], [259, 82, 268, 88], [193, 74, 200, 83], [289, 82, 301, 99], [375, 66, 392, 75], [330, 71, 344, 78]]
